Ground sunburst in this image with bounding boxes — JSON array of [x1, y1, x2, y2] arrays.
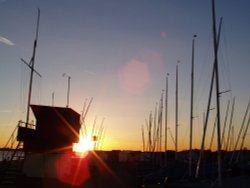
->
[[73, 133, 94, 157]]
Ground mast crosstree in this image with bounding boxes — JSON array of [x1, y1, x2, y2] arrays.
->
[[21, 8, 42, 128]]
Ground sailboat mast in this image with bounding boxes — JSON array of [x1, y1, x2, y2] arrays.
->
[[164, 73, 169, 166], [189, 35, 196, 177], [225, 97, 235, 151], [212, 0, 222, 186], [25, 8, 41, 128], [159, 90, 164, 153], [142, 125, 145, 152], [236, 112, 250, 162], [230, 98, 250, 163], [175, 61, 180, 160], [195, 4, 223, 180]]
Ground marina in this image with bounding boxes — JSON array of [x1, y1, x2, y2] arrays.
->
[[1, 0, 250, 187]]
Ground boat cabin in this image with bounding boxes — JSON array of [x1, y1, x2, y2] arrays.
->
[[17, 105, 81, 152]]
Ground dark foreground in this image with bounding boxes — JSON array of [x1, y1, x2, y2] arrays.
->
[[1, 150, 250, 188]]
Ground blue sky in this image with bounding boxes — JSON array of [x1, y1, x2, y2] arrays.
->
[[0, 0, 250, 151]]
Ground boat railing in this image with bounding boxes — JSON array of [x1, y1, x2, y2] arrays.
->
[[1, 120, 35, 161]]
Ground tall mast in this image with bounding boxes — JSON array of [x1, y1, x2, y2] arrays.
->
[[221, 100, 230, 147], [195, 3, 223, 180], [164, 73, 169, 166], [175, 60, 180, 160], [142, 125, 145, 152], [225, 97, 235, 151], [22, 9, 41, 128], [236, 111, 250, 162], [148, 112, 153, 152], [189, 35, 196, 177], [212, 0, 222, 186], [159, 90, 164, 153]]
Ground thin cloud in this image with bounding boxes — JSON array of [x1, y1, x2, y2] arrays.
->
[[83, 70, 97, 76], [0, 36, 14, 46], [0, 110, 13, 113]]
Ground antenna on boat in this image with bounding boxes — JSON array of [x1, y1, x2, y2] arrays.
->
[[21, 8, 42, 128], [62, 73, 71, 108]]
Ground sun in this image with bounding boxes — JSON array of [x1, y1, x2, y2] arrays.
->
[[73, 133, 95, 157]]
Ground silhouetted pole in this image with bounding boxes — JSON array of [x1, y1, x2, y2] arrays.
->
[[142, 125, 145, 152], [195, 11, 223, 180], [175, 60, 180, 160], [230, 98, 250, 163], [189, 35, 196, 177], [164, 73, 169, 166], [225, 97, 235, 151], [212, 0, 222, 185], [63, 73, 71, 107], [159, 90, 164, 153], [21, 9, 41, 128], [52, 92, 55, 106], [237, 112, 250, 162]]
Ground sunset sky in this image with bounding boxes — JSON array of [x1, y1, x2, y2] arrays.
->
[[0, 0, 250, 151]]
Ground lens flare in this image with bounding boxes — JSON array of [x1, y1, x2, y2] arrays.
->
[[55, 152, 90, 186], [119, 59, 150, 95], [73, 134, 95, 157]]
